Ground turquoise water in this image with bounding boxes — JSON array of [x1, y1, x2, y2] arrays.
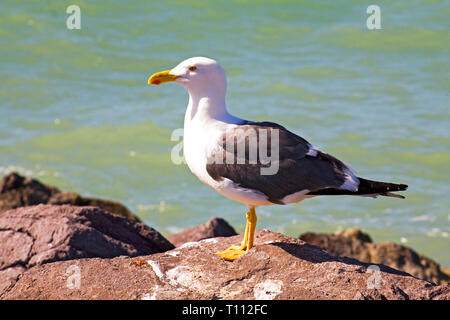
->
[[1, 1, 449, 266]]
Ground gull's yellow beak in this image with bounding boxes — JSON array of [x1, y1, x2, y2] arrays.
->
[[148, 69, 179, 85]]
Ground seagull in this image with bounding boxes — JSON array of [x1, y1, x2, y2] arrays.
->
[[148, 57, 408, 261]]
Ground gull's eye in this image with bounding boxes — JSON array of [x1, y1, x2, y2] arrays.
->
[[188, 66, 197, 72]]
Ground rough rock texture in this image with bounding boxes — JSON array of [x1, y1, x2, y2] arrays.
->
[[300, 229, 450, 285], [0, 204, 174, 295], [2, 230, 449, 300], [167, 217, 237, 247], [0, 172, 139, 221]]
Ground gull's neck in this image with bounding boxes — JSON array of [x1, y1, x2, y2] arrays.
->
[[184, 88, 242, 127]]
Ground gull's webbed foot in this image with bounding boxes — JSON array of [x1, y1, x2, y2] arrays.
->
[[216, 208, 257, 261], [215, 246, 248, 261]]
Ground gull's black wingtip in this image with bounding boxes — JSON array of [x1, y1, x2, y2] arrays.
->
[[307, 178, 408, 199]]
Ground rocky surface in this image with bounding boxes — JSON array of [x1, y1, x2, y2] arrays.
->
[[2, 229, 449, 300], [0, 172, 139, 221], [167, 217, 237, 247], [300, 229, 450, 285], [1, 203, 448, 300], [0, 204, 174, 296]]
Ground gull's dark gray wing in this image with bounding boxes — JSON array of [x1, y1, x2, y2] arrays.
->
[[206, 121, 358, 204]]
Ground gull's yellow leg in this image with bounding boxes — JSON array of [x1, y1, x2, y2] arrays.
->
[[246, 208, 257, 250], [227, 209, 250, 251], [215, 208, 257, 261], [238, 210, 251, 249]]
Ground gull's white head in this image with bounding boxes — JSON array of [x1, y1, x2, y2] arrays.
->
[[148, 57, 226, 97]]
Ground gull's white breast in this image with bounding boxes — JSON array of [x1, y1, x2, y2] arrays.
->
[[183, 118, 272, 207]]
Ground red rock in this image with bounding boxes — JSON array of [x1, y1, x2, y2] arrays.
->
[[2, 230, 448, 300], [0, 172, 139, 221], [0, 204, 174, 295], [300, 229, 450, 285], [167, 217, 237, 247]]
